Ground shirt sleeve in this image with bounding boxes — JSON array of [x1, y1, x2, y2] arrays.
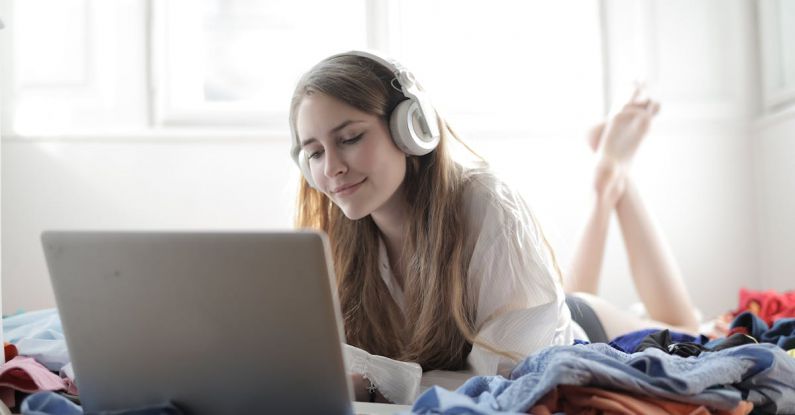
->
[[466, 190, 573, 377], [342, 343, 423, 405]]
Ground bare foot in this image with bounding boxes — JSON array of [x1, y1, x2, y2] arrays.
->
[[597, 87, 660, 166], [586, 122, 606, 152], [587, 88, 660, 205]]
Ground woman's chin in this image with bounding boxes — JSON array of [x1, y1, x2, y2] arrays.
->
[[340, 205, 370, 221]]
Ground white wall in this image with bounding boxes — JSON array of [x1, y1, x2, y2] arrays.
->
[[1, 0, 12, 353], [753, 110, 795, 292], [1, 0, 774, 319], [1, 137, 298, 313], [0, 128, 759, 319], [479, 125, 759, 319]]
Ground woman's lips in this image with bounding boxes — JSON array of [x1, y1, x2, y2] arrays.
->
[[333, 178, 366, 196]]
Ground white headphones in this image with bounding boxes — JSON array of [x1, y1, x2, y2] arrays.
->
[[289, 50, 441, 189]]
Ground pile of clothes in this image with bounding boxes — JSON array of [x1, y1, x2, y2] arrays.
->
[[412, 289, 795, 414], [3, 288, 795, 414], [413, 335, 794, 414], [0, 309, 78, 411]]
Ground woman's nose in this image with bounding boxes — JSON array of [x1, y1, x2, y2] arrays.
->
[[323, 148, 348, 178]]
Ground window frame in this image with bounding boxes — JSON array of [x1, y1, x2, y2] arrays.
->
[[758, 0, 795, 113]]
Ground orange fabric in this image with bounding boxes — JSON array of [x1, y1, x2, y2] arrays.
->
[[529, 385, 753, 415]]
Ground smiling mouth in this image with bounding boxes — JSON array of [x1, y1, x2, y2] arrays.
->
[[333, 178, 366, 195]]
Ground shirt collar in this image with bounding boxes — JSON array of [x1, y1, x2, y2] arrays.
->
[[377, 236, 407, 314]]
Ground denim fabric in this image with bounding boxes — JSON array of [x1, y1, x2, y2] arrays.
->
[[411, 343, 795, 415], [708, 312, 795, 351], [21, 391, 184, 415], [760, 318, 795, 350], [21, 392, 82, 415]]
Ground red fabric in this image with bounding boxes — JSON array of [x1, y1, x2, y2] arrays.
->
[[3, 343, 18, 363], [0, 389, 13, 409], [530, 384, 754, 415], [732, 288, 795, 326], [0, 356, 67, 407]]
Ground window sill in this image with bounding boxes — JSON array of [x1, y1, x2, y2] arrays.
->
[[0, 128, 291, 143], [754, 104, 795, 132]]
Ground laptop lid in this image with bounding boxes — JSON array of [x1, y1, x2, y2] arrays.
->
[[41, 231, 354, 415]]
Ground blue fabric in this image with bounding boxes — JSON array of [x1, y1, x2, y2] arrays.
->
[[706, 312, 795, 351], [607, 328, 707, 353], [607, 328, 659, 352], [3, 308, 70, 372], [21, 392, 82, 415], [731, 311, 770, 339], [760, 318, 795, 350], [410, 343, 795, 414], [21, 392, 184, 415]]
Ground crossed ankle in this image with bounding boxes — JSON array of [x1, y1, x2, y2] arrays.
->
[[593, 161, 628, 205]]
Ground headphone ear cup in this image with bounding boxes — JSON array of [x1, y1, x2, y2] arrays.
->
[[389, 99, 439, 156], [297, 150, 317, 189]]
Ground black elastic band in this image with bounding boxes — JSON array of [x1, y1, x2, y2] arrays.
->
[[566, 294, 609, 343]]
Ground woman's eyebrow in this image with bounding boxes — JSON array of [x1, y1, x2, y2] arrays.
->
[[300, 119, 366, 147]]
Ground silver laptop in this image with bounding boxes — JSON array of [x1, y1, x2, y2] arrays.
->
[[41, 231, 355, 415]]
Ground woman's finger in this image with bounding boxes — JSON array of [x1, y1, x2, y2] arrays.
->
[[628, 84, 642, 104], [625, 98, 652, 111], [646, 101, 660, 116]]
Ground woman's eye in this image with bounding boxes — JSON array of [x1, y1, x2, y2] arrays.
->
[[306, 133, 362, 161], [342, 133, 364, 144]]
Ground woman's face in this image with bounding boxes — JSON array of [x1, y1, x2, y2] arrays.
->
[[296, 92, 407, 220]]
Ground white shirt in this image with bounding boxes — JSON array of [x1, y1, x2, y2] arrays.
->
[[343, 170, 579, 404]]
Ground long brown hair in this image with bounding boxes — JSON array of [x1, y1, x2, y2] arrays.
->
[[290, 54, 510, 370]]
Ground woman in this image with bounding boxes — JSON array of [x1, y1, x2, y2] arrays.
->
[[288, 50, 700, 404]]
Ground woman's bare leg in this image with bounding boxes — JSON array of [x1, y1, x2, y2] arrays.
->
[[613, 178, 699, 332], [567, 89, 700, 336], [565, 150, 624, 294]]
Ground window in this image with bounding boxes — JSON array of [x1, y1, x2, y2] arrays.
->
[[152, 0, 369, 127], [7, 0, 148, 136], [758, 0, 795, 112], [155, 0, 605, 136], [5, 0, 605, 137]]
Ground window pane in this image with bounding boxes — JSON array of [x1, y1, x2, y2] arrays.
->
[[10, 0, 148, 135], [778, 0, 795, 88], [159, 0, 368, 120]]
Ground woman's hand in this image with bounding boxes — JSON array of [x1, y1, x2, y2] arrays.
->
[[350, 373, 392, 403], [350, 373, 369, 402]]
